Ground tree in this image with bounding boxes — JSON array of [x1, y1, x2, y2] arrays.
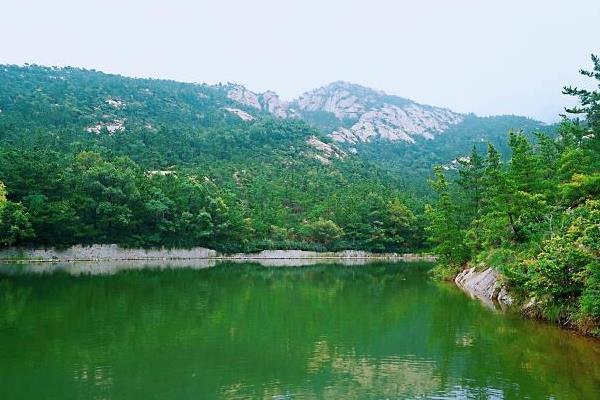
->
[[522, 200, 600, 328], [457, 145, 486, 217], [69, 152, 141, 243], [305, 219, 344, 246], [560, 55, 600, 208], [563, 54, 600, 135], [457, 146, 486, 252], [508, 130, 542, 193], [380, 198, 418, 252], [0, 181, 6, 203], [425, 167, 468, 266], [23, 194, 79, 245], [0, 201, 35, 247]]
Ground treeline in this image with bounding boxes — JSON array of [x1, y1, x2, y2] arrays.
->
[[0, 132, 423, 253], [356, 114, 548, 197], [0, 66, 426, 253], [425, 56, 600, 335]]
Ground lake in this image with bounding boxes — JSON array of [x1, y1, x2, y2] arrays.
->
[[0, 261, 599, 399]]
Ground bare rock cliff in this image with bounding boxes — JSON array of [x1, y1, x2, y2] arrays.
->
[[455, 267, 513, 309]]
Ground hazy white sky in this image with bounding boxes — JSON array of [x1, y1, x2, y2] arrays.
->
[[2, 0, 599, 122]]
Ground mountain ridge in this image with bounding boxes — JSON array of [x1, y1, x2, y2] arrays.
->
[[0, 63, 552, 253], [219, 80, 542, 146], [0, 63, 546, 169]]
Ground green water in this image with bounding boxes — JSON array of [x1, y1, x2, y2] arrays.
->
[[0, 262, 599, 399]]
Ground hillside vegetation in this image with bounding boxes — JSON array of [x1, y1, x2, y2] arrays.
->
[[425, 56, 600, 335], [0, 65, 425, 252]]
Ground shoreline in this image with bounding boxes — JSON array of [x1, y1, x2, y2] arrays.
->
[[452, 266, 599, 339], [0, 244, 436, 263]]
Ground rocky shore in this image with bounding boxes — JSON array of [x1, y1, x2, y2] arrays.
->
[[454, 266, 513, 309], [0, 244, 436, 263]]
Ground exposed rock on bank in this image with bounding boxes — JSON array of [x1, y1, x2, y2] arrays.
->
[[0, 244, 216, 262], [0, 244, 436, 263], [224, 249, 434, 261], [455, 267, 513, 309]]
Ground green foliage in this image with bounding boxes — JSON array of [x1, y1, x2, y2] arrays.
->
[[0, 65, 427, 253], [356, 115, 549, 199], [425, 167, 468, 267], [303, 219, 344, 245], [0, 201, 34, 246], [0, 181, 6, 203], [425, 55, 600, 335], [521, 200, 599, 327], [563, 54, 600, 134]]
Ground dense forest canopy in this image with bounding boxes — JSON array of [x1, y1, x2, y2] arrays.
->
[[0, 65, 430, 252], [0, 64, 559, 254], [0, 64, 549, 253], [425, 55, 600, 335]]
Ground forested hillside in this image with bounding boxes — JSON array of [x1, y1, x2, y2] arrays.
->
[[0, 65, 424, 252], [425, 56, 600, 335], [0, 64, 549, 253]]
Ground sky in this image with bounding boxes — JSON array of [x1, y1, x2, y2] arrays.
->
[[1, 0, 599, 123]]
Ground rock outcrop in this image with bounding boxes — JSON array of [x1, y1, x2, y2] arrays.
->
[[330, 104, 462, 144], [455, 267, 513, 309], [295, 81, 371, 120], [0, 244, 435, 263], [306, 136, 347, 164], [262, 90, 295, 118], [225, 83, 297, 118], [223, 80, 464, 145], [296, 81, 463, 143], [226, 84, 262, 110], [85, 119, 125, 134], [224, 107, 255, 121]]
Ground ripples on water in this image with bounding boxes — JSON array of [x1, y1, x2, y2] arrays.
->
[[0, 261, 599, 399]]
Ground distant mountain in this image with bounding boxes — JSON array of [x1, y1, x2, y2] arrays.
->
[[293, 81, 464, 143], [0, 64, 549, 186], [0, 64, 554, 251], [221, 80, 465, 143], [216, 79, 548, 186], [219, 79, 544, 147]]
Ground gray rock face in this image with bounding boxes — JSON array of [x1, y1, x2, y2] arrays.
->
[[0, 244, 216, 262], [225, 84, 297, 118], [0, 245, 435, 263], [306, 136, 347, 164], [224, 107, 255, 121], [226, 84, 262, 110], [330, 104, 462, 144], [223, 81, 463, 144], [295, 81, 372, 120], [262, 90, 295, 118], [296, 82, 463, 143], [455, 267, 513, 309]]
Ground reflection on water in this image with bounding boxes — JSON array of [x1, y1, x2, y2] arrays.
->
[[0, 261, 599, 399], [0, 257, 402, 276], [0, 259, 216, 275]]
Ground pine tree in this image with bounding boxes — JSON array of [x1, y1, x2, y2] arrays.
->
[[425, 167, 468, 266]]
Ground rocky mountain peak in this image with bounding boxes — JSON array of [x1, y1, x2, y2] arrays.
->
[[292, 82, 463, 143], [222, 81, 464, 144], [224, 83, 297, 118]]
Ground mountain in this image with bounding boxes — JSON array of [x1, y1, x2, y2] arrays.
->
[[0, 64, 550, 252], [294, 81, 465, 144], [222, 80, 466, 143], [0, 65, 418, 252], [217, 79, 547, 185], [0, 64, 549, 180]]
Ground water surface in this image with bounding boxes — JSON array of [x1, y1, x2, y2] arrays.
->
[[1, 261, 599, 399]]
